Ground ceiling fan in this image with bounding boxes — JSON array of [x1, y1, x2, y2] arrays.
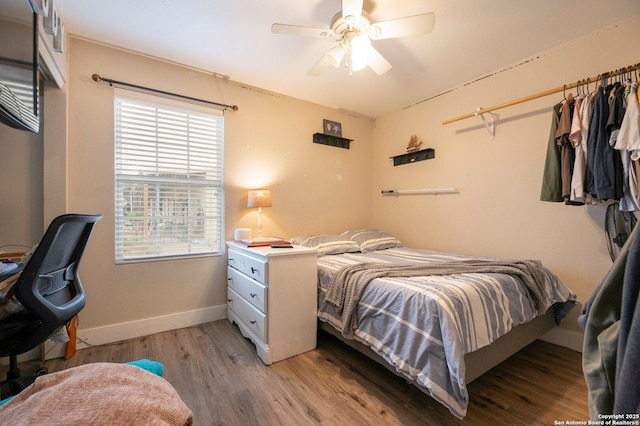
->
[[271, 0, 435, 76]]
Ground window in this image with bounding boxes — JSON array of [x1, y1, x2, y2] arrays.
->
[[114, 89, 224, 263]]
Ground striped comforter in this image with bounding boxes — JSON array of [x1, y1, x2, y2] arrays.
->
[[316, 247, 576, 418]]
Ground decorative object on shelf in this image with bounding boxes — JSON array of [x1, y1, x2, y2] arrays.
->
[[323, 119, 342, 137], [406, 135, 423, 152], [313, 133, 352, 149], [390, 148, 435, 166], [247, 189, 272, 240]]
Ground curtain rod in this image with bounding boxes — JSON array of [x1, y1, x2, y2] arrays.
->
[[91, 74, 238, 111], [442, 62, 639, 125]]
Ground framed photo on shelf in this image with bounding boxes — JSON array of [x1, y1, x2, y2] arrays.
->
[[323, 119, 342, 137]]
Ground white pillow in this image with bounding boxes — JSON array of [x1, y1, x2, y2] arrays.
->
[[290, 235, 361, 256], [340, 229, 402, 253]]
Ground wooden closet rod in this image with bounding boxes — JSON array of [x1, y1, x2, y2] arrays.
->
[[442, 62, 639, 125]]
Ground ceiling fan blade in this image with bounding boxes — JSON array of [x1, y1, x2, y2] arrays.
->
[[367, 45, 392, 75], [342, 0, 363, 23], [308, 54, 333, 76], [271, 23, 333, 38], [369, 13, 436, 40]]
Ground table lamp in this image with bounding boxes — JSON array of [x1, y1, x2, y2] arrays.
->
[[247, 189, 272, 241]]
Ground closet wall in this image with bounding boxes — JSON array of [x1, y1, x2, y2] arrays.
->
[[371, 15, 640, 350]]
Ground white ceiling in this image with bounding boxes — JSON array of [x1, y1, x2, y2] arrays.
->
[[53, 0, 640, 118]]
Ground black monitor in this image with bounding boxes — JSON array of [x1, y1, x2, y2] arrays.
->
[[0, 0, 39, 133]]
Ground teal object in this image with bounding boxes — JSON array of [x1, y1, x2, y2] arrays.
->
[[126, 359, 164, 377]]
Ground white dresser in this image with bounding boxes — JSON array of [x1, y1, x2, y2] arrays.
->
[[226, 241, 318, 364]]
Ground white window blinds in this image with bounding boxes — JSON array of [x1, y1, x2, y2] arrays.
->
[[114, 89, 224, 262]]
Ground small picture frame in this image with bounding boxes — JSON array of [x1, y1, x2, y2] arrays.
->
[[323, 119, 342, 137]]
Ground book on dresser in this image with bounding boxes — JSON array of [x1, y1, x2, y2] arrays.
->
[[235, 237, 290, 247]]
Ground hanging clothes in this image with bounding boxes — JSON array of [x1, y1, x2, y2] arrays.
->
[[607, 82, 634, 210], [615, 82, 640, 211], [538, 66, 640, 207], [579, 223, 640, 419], [616, 82, 640, 158], [587, 84, 624, 201], [570, 92, 595, 203], [556, 96, 575, 199], [614, 220, 640, 415], [540, 103, 564, 202]]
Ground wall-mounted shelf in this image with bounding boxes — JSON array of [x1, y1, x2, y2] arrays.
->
[[382, 188, 460, 196], [313, 133, 352, 149], [390, 148, 435, 166]]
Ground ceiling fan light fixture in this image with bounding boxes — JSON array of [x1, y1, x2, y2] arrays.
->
[[326, 45, 346, 67], [272, 3, 435, 77], [350, 34, 371, 71]]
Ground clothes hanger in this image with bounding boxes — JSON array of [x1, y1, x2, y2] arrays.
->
[[599, 73, 609, 90], [559, 84, 574, 112], [584, 78, 590, 95]]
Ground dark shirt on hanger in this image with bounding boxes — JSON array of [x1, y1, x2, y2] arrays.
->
[[587, 84, 624, 201]]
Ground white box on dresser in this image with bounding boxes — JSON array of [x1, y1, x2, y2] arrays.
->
[[226, 241, 318, 364]]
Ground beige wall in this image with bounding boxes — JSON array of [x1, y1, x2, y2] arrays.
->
[[0, 123, 43, 249], [64, 38, 373, 335], [371, 15, 640, 342]]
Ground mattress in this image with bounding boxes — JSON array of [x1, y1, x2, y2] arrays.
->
[[316, 246, 576, 418]]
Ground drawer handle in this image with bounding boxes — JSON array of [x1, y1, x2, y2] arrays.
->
[[229, 257, 235, 262], [227, 298, 232, 302], [250, 293, 257, 298], [251, 267, 258, 274], [227, 277, 232, 281], [250, 320, 257, 324]]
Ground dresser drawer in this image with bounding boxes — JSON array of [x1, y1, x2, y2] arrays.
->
[[227, 248, 268, 284], [227, 266, 267, 313], [228, 287, 267, 341]]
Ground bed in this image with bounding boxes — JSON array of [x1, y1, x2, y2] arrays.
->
[[291, 230, 577, 419]]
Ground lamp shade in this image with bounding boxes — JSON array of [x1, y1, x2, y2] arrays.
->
[[247, 189, 272, 208]]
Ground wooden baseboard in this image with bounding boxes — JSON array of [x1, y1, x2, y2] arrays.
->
[[73, 304, 227, 350], [541, 326, 584, 352], [1, 305, 227, 365]]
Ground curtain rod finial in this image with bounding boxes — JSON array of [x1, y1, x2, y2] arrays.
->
[[231, 105, 239, 111], [91, 74, 103, 82]]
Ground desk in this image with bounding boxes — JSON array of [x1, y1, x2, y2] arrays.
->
[[0, 252, 26, 290]]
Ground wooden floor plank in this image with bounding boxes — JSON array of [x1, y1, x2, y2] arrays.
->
[[0, 320, 589, 425]]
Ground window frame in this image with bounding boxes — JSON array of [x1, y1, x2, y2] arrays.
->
[[113, 88, 225, 264]]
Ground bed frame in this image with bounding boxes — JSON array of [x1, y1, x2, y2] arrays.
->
[[318, 307, 556, 383]]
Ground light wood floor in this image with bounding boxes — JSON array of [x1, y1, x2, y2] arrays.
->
[[2, 320, 589, 425]]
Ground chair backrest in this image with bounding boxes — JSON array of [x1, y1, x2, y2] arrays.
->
[[11, 213, 102, 354]]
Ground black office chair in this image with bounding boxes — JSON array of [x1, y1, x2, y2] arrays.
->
[[0, 213, 102, 399]]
